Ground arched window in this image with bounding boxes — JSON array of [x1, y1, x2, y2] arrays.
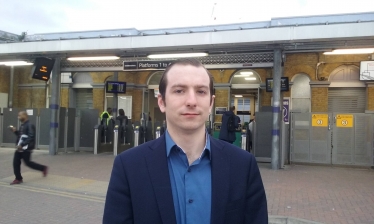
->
[[147, 71, 163, 87], [291, 73, 311, 112]]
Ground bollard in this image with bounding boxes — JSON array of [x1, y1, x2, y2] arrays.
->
[[134, 126, 140, 147], [241, 129, 247, 151], [113, 125, 119, 156], [94, 125, 100, 155], [155, 126, 161, 139]]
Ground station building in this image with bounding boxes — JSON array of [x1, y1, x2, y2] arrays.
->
[[0, 12, 373, 167]]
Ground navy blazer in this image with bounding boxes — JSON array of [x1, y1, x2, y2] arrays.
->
[[103, 134, 268, 224]]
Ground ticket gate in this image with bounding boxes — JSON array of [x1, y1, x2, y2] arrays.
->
[[94, 124, 113, 154], [113, 121, 134, 156]]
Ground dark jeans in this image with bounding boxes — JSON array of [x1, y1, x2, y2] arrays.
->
[[13, 150, 45, 180]]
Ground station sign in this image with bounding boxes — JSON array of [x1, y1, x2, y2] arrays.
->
[[106, 81, 126, 94], [312, 114, 328, 127], [123, 61, 173, 70], [336, 114, 354, 128]]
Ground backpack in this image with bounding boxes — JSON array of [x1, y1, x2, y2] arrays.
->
[[227, 114, 236, 132]]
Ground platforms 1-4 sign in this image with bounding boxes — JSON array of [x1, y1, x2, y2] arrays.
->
[[312, 114, 328, 127], [336, 114, 354, 128]]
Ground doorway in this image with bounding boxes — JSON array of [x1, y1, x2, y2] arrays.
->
[[230, 69, 262, 123], [146, 71, 166, 127]]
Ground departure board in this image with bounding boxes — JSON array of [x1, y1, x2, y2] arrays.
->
[[106, 81, 126, 94]]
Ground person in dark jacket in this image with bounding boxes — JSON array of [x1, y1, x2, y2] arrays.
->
[[219, 106, 240, 144], [116, 109, 128, 126], [10, 111, 48, 185]]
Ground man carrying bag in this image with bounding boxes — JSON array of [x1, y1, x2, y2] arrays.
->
[[9, 111, 48, 185]]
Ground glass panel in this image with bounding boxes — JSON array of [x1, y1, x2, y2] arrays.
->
[[244, 98, 250, 111], [231, 69, 261, 84]]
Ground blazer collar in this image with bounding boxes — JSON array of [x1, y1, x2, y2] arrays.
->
[[146, 135, 177, 224]]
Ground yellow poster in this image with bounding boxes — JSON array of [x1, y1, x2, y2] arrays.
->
[[311, 114, 328, 127], [336, 114, 353, 128]]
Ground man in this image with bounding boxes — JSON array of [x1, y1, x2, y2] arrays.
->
[[219, 106, 240, 144], [100, 107, 112, 126], [10, 111, 48, 185], [103, 59, 268, 224], [248, 114, 255, 151]]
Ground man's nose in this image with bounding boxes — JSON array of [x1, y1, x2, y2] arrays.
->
[[185, 90, 197, 107]]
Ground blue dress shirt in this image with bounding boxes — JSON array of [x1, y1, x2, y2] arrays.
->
[[165, 130, 212, 224]]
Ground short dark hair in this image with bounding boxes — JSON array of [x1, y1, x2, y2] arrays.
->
[[159, 58, 214, 104], [230, 106, 235, 112], [118, 109, 125, 116]]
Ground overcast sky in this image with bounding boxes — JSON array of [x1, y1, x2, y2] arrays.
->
[[0, 0, 373, 35]]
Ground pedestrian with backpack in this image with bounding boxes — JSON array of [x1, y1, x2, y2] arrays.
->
[[219, 106, 240, 144]]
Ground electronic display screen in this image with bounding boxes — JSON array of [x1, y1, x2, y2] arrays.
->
[[106, 81, 126, 94], [266, 77, 289, 92], [31, 57, 55, 81]]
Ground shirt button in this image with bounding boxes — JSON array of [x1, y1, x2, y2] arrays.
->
[[188, 199, 194, 203], [187, 168, 191, 172]]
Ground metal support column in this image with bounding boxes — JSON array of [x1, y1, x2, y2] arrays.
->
[[8, 66, 14, 108], [271, 49, 282, 170], [48, 58, 61, 155], [113, 72, 118, 117]]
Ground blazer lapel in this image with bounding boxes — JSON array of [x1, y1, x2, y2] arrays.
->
[[145, 135, 177, 224], [210, 138, 230, 224]]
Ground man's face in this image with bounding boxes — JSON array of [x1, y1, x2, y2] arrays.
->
[[108, 109, 112, 114], [18, 113, 25, 122], [158, 65, 214, 133]]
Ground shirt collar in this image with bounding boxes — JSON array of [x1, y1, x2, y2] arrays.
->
[[165, 130, 211, 160]]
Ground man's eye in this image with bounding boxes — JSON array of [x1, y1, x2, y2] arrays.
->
[[175, 89, 183, 93], [198, 90, 207, 94]]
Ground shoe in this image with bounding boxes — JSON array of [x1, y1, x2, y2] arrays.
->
[[43, 166, 48, 177], [10, 179, 23, 185]]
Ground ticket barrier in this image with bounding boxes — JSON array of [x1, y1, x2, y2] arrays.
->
[[94, 124, 114, 154], [134, 125, 140, 147], [155, 126, 161, 139], [113, 122, 134, 156], [241, 129, 247, 151]]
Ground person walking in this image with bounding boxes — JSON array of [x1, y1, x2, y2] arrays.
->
[[103, 58, 267, 224], [10, 111, 48, 185], [219, 106, 240, 144]]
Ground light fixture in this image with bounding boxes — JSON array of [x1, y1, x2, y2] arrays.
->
[[245, 77, 256, 80], [234, 74, 250, 77], [324, 48, 374, 55], [67, 56, 120, 61], [0, 61, 33, 66], [234, 95, 243, 97], [147, 52, 208, 59], [240, 71, 253, 75]]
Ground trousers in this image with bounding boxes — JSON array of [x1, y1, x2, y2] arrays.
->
[[13, 150, 45, 180]]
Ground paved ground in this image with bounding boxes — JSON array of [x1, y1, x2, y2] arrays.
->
[[0, 147, 373, 224]]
